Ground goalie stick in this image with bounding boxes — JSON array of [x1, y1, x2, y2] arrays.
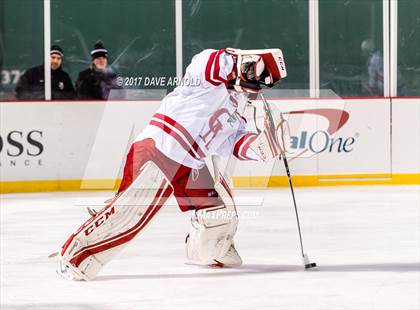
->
[[259, 92, 317, 270]]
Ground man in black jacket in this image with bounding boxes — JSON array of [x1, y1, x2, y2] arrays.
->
[[15, 45, 76, 100], [76, 41, 120, 100]]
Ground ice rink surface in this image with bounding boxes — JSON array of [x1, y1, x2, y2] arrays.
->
[[1, 185, 419, 310]]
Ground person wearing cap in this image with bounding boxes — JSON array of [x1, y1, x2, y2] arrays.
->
[[75, 41, 120, 100], [15, 45, 76, 100]]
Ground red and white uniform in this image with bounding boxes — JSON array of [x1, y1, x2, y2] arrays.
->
[[118, 49, 260, 211], [58, 48, 286, 280], [136, 49, 259, 169]]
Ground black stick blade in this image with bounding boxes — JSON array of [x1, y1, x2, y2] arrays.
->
[[305, 262, 317, 269]]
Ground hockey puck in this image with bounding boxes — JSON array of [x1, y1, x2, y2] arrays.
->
[[305, 262, 317, 269]]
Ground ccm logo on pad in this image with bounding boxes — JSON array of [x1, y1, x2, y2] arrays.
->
[[84, 207, 115, 236]]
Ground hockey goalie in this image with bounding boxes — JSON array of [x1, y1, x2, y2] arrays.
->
[[57, 47, 289, 280]]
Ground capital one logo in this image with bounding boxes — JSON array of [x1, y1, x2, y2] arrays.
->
[[286, 109, 356, 154]]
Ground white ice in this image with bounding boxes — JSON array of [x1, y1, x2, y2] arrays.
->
[[1, 186, 419, 310]]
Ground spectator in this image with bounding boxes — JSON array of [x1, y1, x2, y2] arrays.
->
[[361, 38, 406, 96], [76, 41, 120, 100], [15, 45, 76, 100], [361, 39, 384, 96]]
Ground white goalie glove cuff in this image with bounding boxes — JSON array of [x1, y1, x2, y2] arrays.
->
[[249, 108, 291, 162]]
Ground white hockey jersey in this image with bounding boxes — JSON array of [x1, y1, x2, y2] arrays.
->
[[136, 49, 259, 169]]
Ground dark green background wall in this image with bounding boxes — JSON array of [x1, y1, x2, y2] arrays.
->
[[0, 0, 43, 98], [319, 0, 383, 96], [183, 0, 309, 92], [399, 0, 420, 96], [51, 0, 176, 89]]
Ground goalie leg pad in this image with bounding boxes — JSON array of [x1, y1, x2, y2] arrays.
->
[[185, 205, 242, 267], [185, 170, 242, 267], [58, 161, 173, 280]]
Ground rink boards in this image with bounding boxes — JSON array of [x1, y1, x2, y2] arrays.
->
[[0, 98, 419, 192]]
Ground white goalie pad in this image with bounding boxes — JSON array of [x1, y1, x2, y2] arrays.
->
[[185, 156, 242, 267], [249, 100, 291, 162], [185, 205, 242, 267], [58, 161, 172, 280]]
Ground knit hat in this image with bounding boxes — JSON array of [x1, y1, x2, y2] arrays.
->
[[50, 45, 64, 57], [91, 41, 108, 59]]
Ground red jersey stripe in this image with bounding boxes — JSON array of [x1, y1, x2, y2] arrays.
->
[[150, 120, 202, 160], [205, 51, 222, 86], [153, 113, 206, 158], [233, 133, 257, 160], [213, 50, 228, 85], [240, 134, 257, 161]]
